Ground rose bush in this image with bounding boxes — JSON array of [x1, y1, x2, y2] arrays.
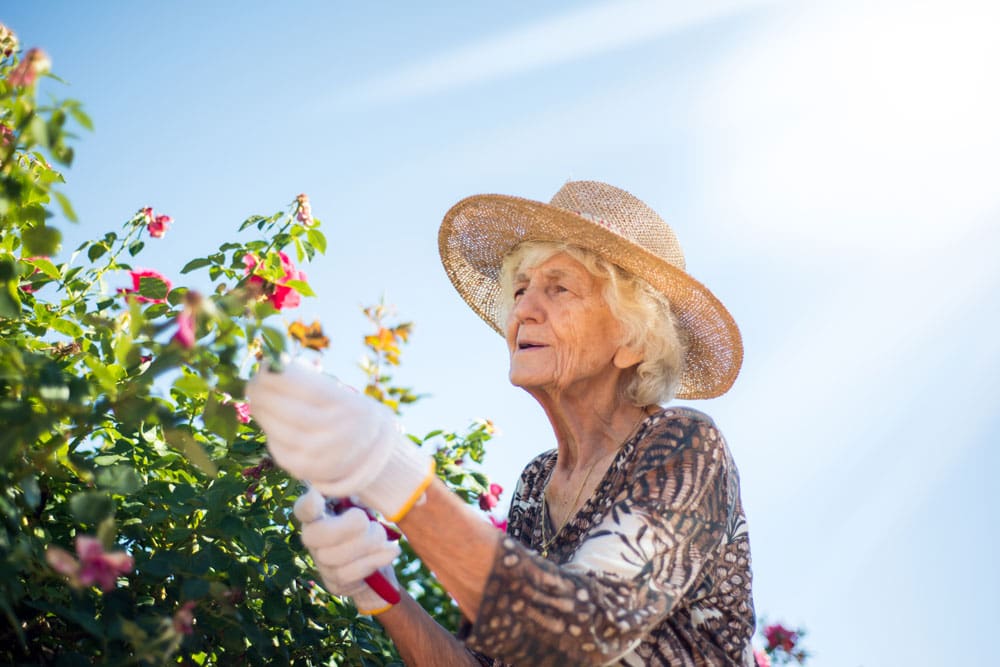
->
[[0, 29, 503, 665]]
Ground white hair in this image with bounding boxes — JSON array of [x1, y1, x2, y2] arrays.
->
[[498, 241, 686, 405]]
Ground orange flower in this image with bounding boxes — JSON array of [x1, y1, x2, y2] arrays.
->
[[288, 319, 330, 351]]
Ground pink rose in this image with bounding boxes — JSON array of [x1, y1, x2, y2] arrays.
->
[[119, 268, 172, 304], [478, 483, 502, 511], [45, 545, 79, 579], [76, 536, 134, 591], [8, 48, 50, 88], [147, 214, 171, 239], [296, 193, 314, 226], [46, 535, 133, 592], [173, 308, 196, 348], [754, 648, 771, 667], [232, 400, 251, 424], [172, 600, 197, 635], [243, 251, 306, 311], [488, 515, 508, 532]]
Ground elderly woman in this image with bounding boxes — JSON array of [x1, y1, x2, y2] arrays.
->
[[248, 181, 755, 665]]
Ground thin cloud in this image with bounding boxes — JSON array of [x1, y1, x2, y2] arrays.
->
[[335, 0, 781, 108]]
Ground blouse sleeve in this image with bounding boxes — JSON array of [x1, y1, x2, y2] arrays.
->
[[463, 412, 733, 666], [459, 468, 534, 667]]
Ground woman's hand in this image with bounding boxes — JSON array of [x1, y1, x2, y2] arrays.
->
[[247, 360, 435, 521], [294, 489, 401, 615]]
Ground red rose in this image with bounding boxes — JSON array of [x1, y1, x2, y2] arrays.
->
[[147, 214, 171, 238], [763, 623, 798, 652]]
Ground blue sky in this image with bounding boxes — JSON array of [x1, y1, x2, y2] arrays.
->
[[6, 1, 999, 664]]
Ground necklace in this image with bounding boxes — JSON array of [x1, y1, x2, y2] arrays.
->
[[537, 409, 649, 558]]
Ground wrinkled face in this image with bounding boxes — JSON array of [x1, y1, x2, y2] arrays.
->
[[505, 252, 628, 399]]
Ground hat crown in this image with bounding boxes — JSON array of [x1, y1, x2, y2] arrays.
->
[[548, 181, 686, 271]]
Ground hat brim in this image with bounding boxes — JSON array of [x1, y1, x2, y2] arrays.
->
[[439, 193, 743, 399]]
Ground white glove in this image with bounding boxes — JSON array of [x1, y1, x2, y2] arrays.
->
[[294, 489, 401, 615], [247, 359, 435, 522]]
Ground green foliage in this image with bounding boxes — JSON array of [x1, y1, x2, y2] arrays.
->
[[0, 31, 503, 665]]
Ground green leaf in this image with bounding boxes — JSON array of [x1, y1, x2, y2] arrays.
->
[[284, 279, 315, 297], [0, 283, 23, 317], [26, 256, 60, 280], [19, 474, 42, 510], [22, 225, 63, 257], [83, 356, 120, 395], [164, 429, 218, 477], [50, 317, 84, 338], [87, 243, 107, 262], [239, 215, 267, 232], [172, 373, 208, 397], [239, 526, 265, 553], [204, 397, 238, 443], [181, 257, 212, 274], [69, 490, 115, 524], [306, 229, 327, 254], [167, 289, 189, 309], [69, 105, 94, 131], [28, 114, 50, 148], [137, 275, 168, 301], [128, 240, 144, 257], [260, 326, 286, 359], [0, 256, 15, 282], [54, 191, 78, 222], [20, 203, 46, 226], [95, 465, 143, 495], [182, 577, 210, 599]]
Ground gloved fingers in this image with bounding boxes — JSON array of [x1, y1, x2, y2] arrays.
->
[[318, 574, 373, 598], [249, 396, 383, 452], [300, 508, 400, 560], [293, 488, 327, 524], [248, 362, 357, 409], [300, 507, 371, 549], [316, 545, 401, 589], [303, 514, 401, 568], [249, 394, 380, 441]]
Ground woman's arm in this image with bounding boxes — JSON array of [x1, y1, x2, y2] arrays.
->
[[376, 591, 483, 667], [397, 478, 504, 622]]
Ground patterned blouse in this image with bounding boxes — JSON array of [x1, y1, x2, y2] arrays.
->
[[460, 407, 756, 666]]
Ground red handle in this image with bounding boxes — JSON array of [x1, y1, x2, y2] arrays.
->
[[364, 571, 401, 605]]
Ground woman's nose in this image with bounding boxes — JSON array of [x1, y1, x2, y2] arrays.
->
[[510, 286, 544, 324]]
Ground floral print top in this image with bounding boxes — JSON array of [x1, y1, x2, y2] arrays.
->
[[460, 407, 756, 666]]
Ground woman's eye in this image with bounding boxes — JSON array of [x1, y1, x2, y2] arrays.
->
[[513, 287, 526, 299]]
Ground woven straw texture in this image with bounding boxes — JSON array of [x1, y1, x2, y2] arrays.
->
[[438, 181, 742, 399]]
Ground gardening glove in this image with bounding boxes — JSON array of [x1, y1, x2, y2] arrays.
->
[[247, 359, 435, 522], [294, 488, 401, 615]]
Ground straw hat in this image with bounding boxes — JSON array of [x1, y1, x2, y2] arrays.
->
[[438, 180, 742, 399]]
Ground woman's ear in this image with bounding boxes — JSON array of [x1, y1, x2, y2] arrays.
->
[[613, 344, 643, 369]]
